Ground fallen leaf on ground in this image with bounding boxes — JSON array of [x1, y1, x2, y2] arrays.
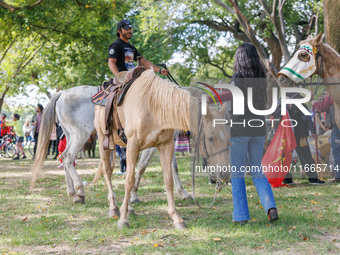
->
[[112, 215, 119, 220], [213, 238, 221, 241], [303, 236, 308, 241], [22, 217, 27, 221], [153, 244, 159, 247]]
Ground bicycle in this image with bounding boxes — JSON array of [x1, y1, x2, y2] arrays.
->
[[0, 133, 16, 158], [22, 138, 35, 157]]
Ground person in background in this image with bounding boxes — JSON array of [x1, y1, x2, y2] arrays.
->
[[12, 113, 26, 160], [32, 104, 43, 158], [313, 91, 340, 183], [47, 124, 57, 156], [57, 132, 77, 168], [0, 113, 7, 138], [116, 145, 126, 175], [23, 120, 32, 143], [174, 130, 191, 156]]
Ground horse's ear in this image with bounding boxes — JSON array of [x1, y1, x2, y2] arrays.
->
[[307, 34, 313, 40], [313, 32, 323, 45], [219, 102, 228, 117]]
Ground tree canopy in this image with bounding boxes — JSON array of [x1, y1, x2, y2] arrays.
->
[[1, 0, 325, 111]]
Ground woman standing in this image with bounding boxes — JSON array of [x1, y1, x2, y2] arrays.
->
[[229, 43, 278, 225], [23, 121, 32, 143], [12, 113, 26, 160]]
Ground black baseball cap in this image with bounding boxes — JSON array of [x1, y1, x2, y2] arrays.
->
[[117, 20, 133, 30]]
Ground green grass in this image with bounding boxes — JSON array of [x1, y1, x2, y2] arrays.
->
[[0, 152, 339, 254]]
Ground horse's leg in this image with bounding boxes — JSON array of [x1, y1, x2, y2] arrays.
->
[[98, 137, 120, 217], [64, 165, 76, 199], [159, 142, 186, 230], [118, 139, 139, 229], [131, 147, 157, 203], [60, 129, 79, 202], [171, 152, 192, 200], [63, 136, 86, 203]]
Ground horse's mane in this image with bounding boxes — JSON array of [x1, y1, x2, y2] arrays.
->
[[136, 69, 191, 130], [183, 86, 205, 98]]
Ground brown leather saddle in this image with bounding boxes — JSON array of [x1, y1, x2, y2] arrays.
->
[[98, 57, 147, 150], [91, 71, 128, 106]]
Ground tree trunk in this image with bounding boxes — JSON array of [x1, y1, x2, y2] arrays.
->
[[324, 0, 340, 52], [0, 86, 10, 112]]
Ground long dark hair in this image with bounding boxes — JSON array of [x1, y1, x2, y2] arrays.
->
[[233, 42, 267, 109]]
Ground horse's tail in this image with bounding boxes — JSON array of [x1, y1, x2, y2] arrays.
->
[[30, 92, 62, 190], [91, 161, 102, 184], [91, 151, 114, 185]]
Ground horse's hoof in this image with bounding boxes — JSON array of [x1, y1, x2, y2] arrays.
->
[[109, 207, 120, 218], [117, 221, 129, 229], [74, 195, 85, 204], [73, 196, 85, 204], [182, 195, 193, 201], [174, 222, 187, 230], [128, 209, 136, 216], [131, 197, 142, 203]]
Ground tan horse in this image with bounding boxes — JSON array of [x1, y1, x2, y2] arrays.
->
[[278, 33, 340, 129], [94, 69, 230, 229]]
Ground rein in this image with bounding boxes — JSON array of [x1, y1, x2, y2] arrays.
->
[[191, 101, 229, 209], [298, 47, 340, 87]]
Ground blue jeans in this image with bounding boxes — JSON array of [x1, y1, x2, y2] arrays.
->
[[331, 126, 340, 179], [230, 136, 277, 221]]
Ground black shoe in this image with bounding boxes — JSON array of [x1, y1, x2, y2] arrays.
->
[[13, 156, 20, 160], [22, 155, 27, 159], [268, 208, 279, 222], [283, 178, 293, 184], [309, 179, 325, 185], [239, 220, 248, 226], [233, 220, 248, 226]]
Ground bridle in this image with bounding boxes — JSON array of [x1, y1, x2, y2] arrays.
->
[[191, 101, 229, 209], [296, 45, 340, 87]]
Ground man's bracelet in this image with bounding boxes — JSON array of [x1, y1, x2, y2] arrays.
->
[[159, 68, 162, 74]]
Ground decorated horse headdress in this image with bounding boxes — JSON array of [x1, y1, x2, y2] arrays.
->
[[278, 33, 324, 84], [278, 43, 318, 83]]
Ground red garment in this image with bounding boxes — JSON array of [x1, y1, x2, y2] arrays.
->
[[57, 136, 67, 163], [0, 122, 8, 137], [262, 112, 297, 188], [57, 136, 76, 166], [207, 90, 233, 104], [312, 94, 333, 113], [58, 136, 67, 153]]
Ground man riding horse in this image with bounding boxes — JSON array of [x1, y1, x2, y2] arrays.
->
[[108, 19, 169, 76]]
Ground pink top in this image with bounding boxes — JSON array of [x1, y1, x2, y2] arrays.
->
[[312, 94, 333, 113]]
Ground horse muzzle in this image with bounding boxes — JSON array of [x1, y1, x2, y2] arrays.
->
[[278, 74, 296, 87]]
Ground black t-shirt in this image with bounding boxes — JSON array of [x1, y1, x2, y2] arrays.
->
[[230, 72, 267, 137], [108, 38, 142, 72]]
